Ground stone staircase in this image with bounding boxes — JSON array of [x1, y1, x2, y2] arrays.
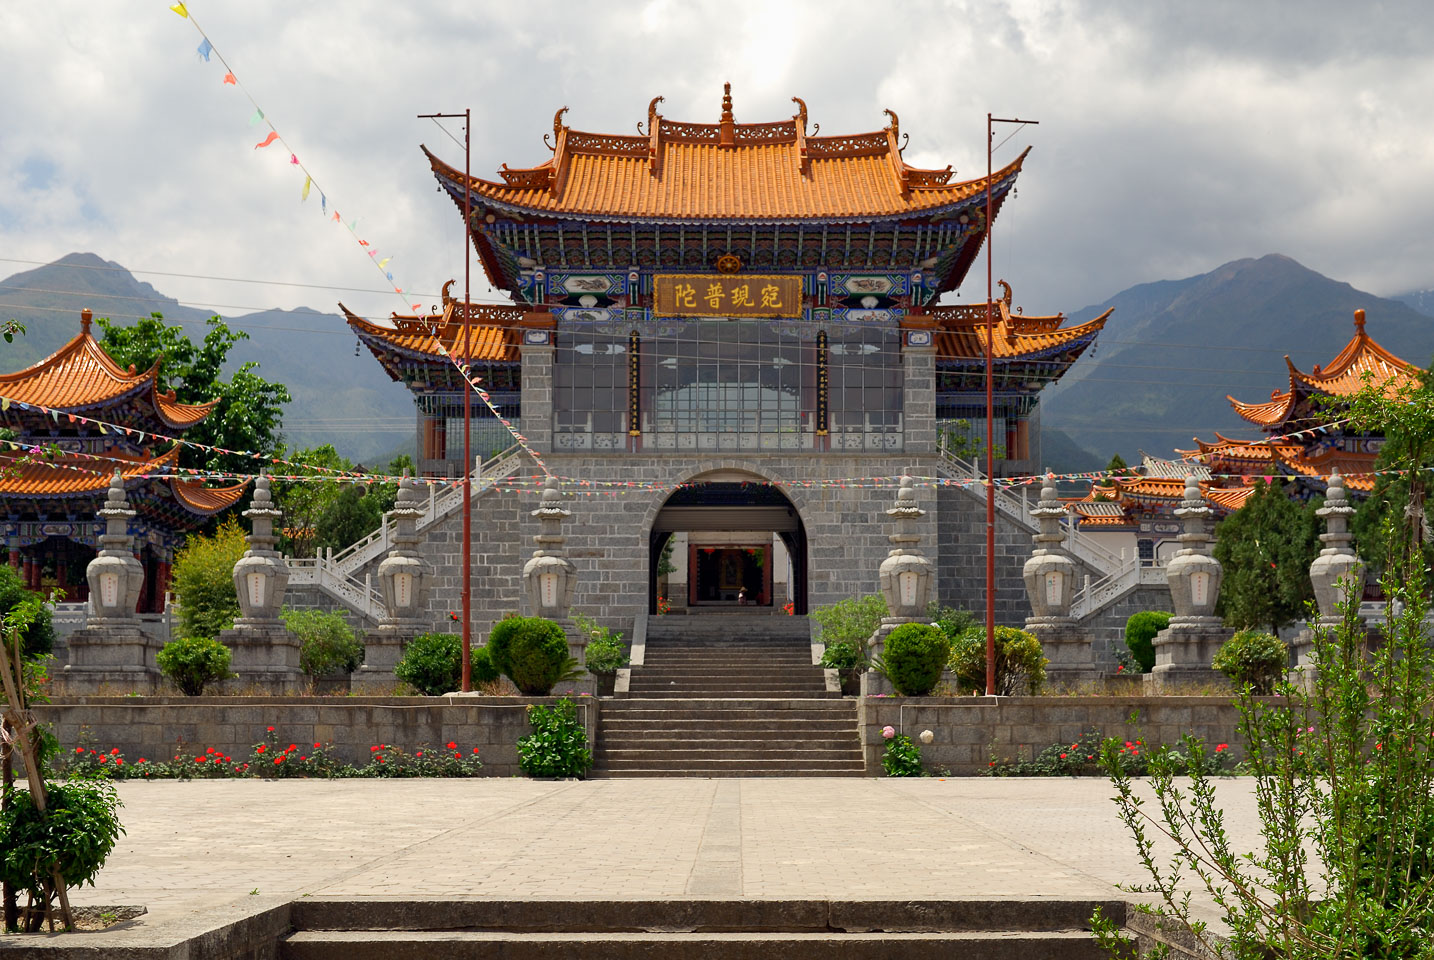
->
[[280, 897, 1120, 959], [594, 613, 864, 778]]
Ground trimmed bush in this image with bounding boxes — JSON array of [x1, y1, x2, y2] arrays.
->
[[488, 616, 571, 696], [0, 564, 53, 658], [471, 644, 500, 685], [171, 518, 246, 640], [1213, 629, 1288, 695], [516, 698, 592, 778], [156, 636, 232, 696], [281, 608, 362, 677], [395, 632, 461, 695], [575, 614, 628, 675], [1124, 610, 1172, 673], [881, 623, 950, 697], [949, 626, 1047, 695]]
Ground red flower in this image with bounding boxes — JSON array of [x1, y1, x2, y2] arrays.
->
[[194, 756, 205, 763], [98, 756, 107, 764], [300, 756, 307, 762], [1124, 741, 1133, 749], [416, 751, 423, 758], [110, 747, 120, 755], [257, 744, 267, 754], [370, 745, 380, 752], [1376, 742, 1383, 750], [274, 757, 283, 765], [116, 759, 124, 766], [378, 757, 386, 764], [206, 748, 215, 755], [75, 746, 84, 754], [452, 752, 461, 759], [1116, 664, 1125, 672], [446, 741, 457, 750], [1215, 743, 1229, 752], [472, 748, 480, 755], [267, 726, 275, 732], [313, 742, 321, 749], [138, 758, 147, 763], [1059, 753, 1067, 759], [288, 744, 297, 752]]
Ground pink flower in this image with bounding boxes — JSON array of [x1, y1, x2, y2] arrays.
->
[[881, 726, 896, 740]]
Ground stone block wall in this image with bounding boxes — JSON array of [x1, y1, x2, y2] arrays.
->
[[934, 484, 1037, 625], [859, 694, 1249, 775], [34, 696, 598, 779]]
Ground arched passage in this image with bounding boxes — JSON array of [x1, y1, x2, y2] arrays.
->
[[648, 475, 808, 615]]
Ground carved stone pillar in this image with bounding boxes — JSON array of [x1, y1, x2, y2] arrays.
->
[[1151, 475, 1229, 690], [521, 477, 590, 693], [219, 475, 302, 691], [865, 476, 934, 696], [1022, 474, 1094, 682], [61, 472, 160, 693], [356, 475, 432, 693], [1293, 468, 1369, 677]]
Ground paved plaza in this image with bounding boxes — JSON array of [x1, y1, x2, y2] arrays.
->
[[65, 777, 1263, 928]]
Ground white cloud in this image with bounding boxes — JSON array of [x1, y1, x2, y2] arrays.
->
[[2, 0, 1433, 323]]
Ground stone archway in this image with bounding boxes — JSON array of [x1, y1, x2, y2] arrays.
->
[[646, 468, 809, 615]]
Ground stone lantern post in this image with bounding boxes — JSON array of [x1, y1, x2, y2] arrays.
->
[[63, 471, 160, 692], [1022, 474, 1094, 682], [522, 477, 591, 692], [1294, 468, 1367, 674], [356, 474, 431, 693], [219, 475, 302, 690], [864, 476, 934, 695], [1151, 475, 1228, 688]]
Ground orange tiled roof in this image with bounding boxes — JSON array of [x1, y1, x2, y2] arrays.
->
[[1175, 434, 1304, 465], [1229, 310, 1419, 427], [1274, 446, 1378, 493], [425, 93, 1024, 222], [1204, 484, 1258, 511], [172, 478, 251, 514], [0, 311, 220, 427], [341, 298, 523, 365], [929, 283, 1110, 361], [0, 446, 179, 497]]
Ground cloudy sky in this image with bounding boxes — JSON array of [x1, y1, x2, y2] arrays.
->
[[3, 0, 1433, 324]]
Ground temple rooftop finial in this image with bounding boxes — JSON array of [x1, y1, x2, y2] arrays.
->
[[720, 81, 734, 123], [81, 307, 93, 334]]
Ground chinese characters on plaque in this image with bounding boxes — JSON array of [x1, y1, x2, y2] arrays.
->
[[654, 274, 803, 318]]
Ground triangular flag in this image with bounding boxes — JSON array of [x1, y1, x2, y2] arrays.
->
[[301, 177, 311, 201], [254, 131, 280, 149], [197, 38, 212, 61], [332, 211, 341, 221], [249, 108, 264, 125], [289, 153, 299, 165], [378, 257, 390, 269], [223, 72, 236, 85], [320, 194, 326, 214], [170, 3, 188, 15]]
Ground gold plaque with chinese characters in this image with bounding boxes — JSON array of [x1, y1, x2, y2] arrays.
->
[[654, 274, 803, 318]]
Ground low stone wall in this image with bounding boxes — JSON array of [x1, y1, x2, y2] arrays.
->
[[858, 695, 1250, 776], [32, 696, 599, 778]]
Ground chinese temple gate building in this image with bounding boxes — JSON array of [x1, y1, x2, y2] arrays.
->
[[0, 310, 249, 610], [346, 89, 1105, 630]]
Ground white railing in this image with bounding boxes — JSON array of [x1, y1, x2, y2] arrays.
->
[[935, 449, 1126, 577], [50, 601, 177, 644], [286, 444, 525, 620], [1069, 561, 1167, 620]]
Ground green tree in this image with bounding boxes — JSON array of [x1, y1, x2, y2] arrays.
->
[[1213, 479, 1320, 634], [274, 447, 410, 557], [1346, 364, 1434, 578], [96, 313, 290, 476], [0, 566, 53, 659], [171, 519, 246, 640], [1097, 452, 1127, 488]]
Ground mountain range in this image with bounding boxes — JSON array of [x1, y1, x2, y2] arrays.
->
[[1041, 254, 1434, 467], [0, 253, 414, 464], [2, 252, 1431, 472]]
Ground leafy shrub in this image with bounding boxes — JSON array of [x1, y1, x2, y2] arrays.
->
[[0, 780, 125, 921], [1212, 629, 1287, 695], [0, 564, 53, 658], [171, 518, 246, 640], [281, 607, 363, 677], [927, 602, 976, 641], [1123, 610, 1172, 673], [517, 698, 592, 778], [881, 730, 924, 777], [488, 616, 571, 695], [880, 623, 950, 697], [575, 613, 628, 675], [471, 645, 500, 685], [810, 594, 887, 646], [395, 632, 461, 695], [986, 730, 1232, 778], [819, 639, 867, 672], [156, 636, 232, 696], [948, 626, 1047, 695]]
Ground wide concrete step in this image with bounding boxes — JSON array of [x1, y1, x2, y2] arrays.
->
[[591, 768, 868, 778], [627, 678, 827, 690], [603, 723, 856, 738], [604, 698, 855, 713], [602, 746, 862, 761], [621, 690, 840, 699], [283, 928, 1109, 958]]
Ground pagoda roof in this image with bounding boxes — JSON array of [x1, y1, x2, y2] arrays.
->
[[0, 310, 220, 427], [426, 90, 1020, 225], [1204, 483, 1258, 511], [0, 445, 248, 513], [1174, 434, 1305, 465], [342, 289, 523, 372], [929, 282, 1110, 363], [1067, 499, 1131, 527], [1271, 446, 1377, 493], [1229, 310, 1419, 428]]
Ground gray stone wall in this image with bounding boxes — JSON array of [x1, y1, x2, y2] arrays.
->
[[1079, 584, 1174, 669], [859, 694, 1249, 775], [34, 696, 597, 779], [934, 484, 1038, 625]]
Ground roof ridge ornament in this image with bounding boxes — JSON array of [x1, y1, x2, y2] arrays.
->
[[1354, 307, 1366, 334], [81, 308, 93, 335], [791, 96, 808, 133], [719, 82, 735, 148]]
